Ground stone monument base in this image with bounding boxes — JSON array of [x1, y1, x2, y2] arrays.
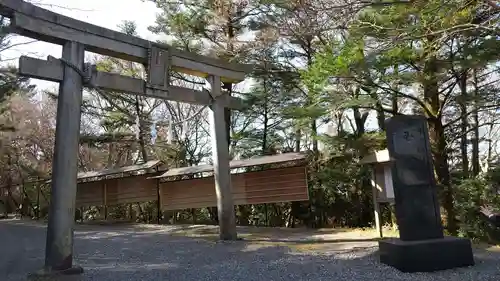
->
[[27, 266, 84, 280], [379, 236, 474, 272]]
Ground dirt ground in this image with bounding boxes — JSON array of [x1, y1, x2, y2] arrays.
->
[[148, 222, 395, 251], [2, 219, 500, 281]]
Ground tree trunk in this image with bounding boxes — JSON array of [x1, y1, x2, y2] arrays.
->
[[237, 205, 251, 226], [223, 84, 232, 149], [295, 128, 301, 152], [207, 207, 218, 224], [389, 64, 399, 125], [223, 6, 235, 151], [311, 119, 318, 153], [134, 97, 148, 162], [471, 69, 480, 177], [428, 117, 456, 233], [364, 86, 386, 131], [6, 153, 19, 210], [262, 79, 269, 155], [392, 96, 398, 116], [458, 72, 469, 178], [377, 100, 386, 131], [487, 122, 493, 167], [352, 106, 367, 137], [107, 143, 114, 167], [353, 103, 372, 226], [423, 35, 457, 235]]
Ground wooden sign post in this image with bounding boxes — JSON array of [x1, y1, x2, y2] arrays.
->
[[0, 0, 251, 275], [360, 149, 395, 238]]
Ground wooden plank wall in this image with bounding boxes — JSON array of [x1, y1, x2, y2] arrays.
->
[[76, 181, 103, 207], [105, 175, 157, 205], [75, 175, 157, 207], [160, 166, 309, 211], [75, 166, 309, 209]]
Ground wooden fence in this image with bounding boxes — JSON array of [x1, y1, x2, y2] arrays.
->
[[159, 166, 309, 210], [75, 153, 310, 212], [3, 154, 310, 217]]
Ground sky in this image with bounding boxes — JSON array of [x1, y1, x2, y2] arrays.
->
[[2, 0, 160, 90]]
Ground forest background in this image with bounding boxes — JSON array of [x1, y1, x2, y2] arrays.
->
[[1, 0, 500, 241]]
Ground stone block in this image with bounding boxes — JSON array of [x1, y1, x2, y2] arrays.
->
[[379, 237, 474, 272]]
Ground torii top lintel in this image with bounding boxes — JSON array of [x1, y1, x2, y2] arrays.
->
[[0, 0, 252, 83]]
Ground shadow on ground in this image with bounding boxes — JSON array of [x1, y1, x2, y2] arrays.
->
[[1, 219, 500, 281]]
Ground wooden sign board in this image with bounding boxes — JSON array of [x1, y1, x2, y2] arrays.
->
[[147, 45, 170, 89], [372, 164, 395, 203], [360, 149, 395, 203]]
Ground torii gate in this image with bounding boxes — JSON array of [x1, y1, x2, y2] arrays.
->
[[0, 0, 252, 275]]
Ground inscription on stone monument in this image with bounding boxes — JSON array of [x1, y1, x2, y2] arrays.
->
[[386, 115, 443, 241], [391, 123, 431, 186], [392, 125, 425, 160]]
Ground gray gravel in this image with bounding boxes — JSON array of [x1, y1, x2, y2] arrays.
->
[[2, 219, 500, 281]]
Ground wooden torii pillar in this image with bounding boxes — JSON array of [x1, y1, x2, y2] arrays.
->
[[0, 0, 251, 275]]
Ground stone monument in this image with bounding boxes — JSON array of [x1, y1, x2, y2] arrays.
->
[[379, 115, 474, 272]]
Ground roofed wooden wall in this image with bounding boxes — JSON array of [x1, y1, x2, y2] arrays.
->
[[74, 165, 309, 210], [76, 181, 103, 207], [76, 174, 157, 207], [159, 166, 309, 211]]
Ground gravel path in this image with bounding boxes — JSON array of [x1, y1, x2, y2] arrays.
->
[[1, 219, 500, 281]]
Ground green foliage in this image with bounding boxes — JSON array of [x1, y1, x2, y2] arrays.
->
[[299, 0, 500, 236], [455, 178, 500, 241]]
